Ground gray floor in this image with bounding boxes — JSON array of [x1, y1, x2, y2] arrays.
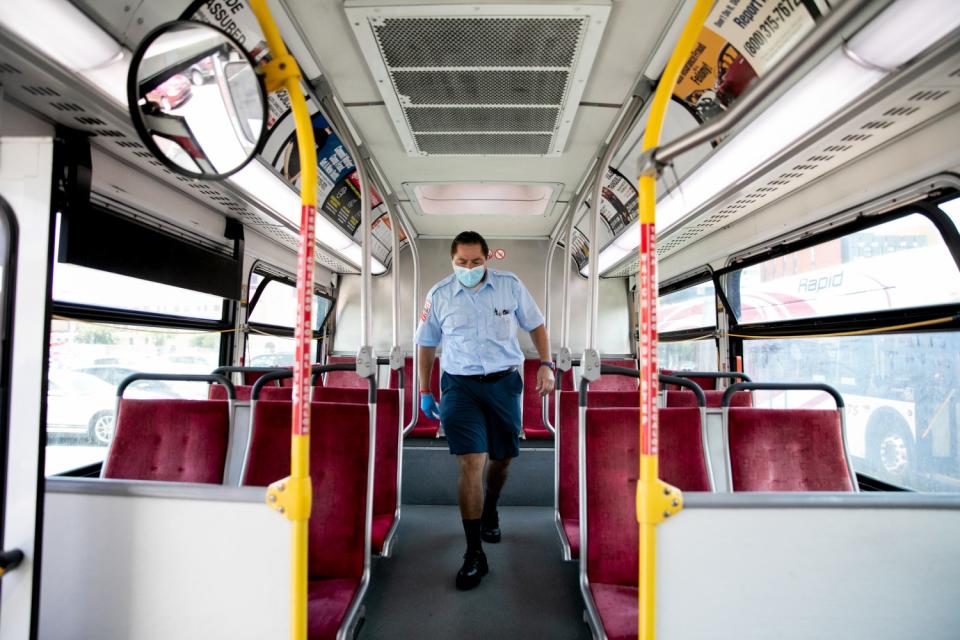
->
[[402, 445, 555, 506], [358, 505, 591, 640]]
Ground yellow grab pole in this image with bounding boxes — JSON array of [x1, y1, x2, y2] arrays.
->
[[636, 2, 713, 639], [248, 2, 318, 639]]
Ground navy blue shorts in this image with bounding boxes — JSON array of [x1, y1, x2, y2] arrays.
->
[[440, 370, 523, 460]]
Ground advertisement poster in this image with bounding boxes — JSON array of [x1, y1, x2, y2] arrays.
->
[[599, 167, 639, 236], [673, 0, 825, 122], [185, 1, 401, 262], [569, 227, 590, 272]]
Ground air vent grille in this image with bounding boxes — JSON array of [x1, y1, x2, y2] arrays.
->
[[393, 70, 569, 106], [373, 17, 583, 68], [348, 4, 609, 156]]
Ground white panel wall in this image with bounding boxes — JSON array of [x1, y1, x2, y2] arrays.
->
[[39, 486, 290, 640], [333, 238, 632, 356], [657, 502, 960, 639]]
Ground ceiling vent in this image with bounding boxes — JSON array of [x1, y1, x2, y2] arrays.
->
[[346, 2, 610, 157]]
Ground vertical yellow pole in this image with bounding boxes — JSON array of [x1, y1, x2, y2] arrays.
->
[[636, 2, 713, 639], [248, 2, 318, 639]]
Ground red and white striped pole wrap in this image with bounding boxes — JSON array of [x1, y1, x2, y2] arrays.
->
[[292, 204, 316, 437], [638, 220, 658, 456]]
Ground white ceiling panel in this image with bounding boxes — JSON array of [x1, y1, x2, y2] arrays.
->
[[279, 0, 685, 237]]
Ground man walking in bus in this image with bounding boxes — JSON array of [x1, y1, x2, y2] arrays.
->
[[416, 231, 556, 590]]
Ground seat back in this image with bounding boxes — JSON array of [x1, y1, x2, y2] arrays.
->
[[727, 408, 854, 491], [722, 382, 855, 492], [103, 399, 230, 484], [314, 387, 401, 525], [589, 359, 638, 391], [584, 406, 711, 586], [557, 390, 640, 527], [522, 359, 553, 439], [243, 400, 370, 580], [324, 356, 368, 389], [666, 389, 752, 408], [396, 356, 441, 437]]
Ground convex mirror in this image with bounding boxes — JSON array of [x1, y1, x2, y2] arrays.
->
[[127, 21, 267, 179]]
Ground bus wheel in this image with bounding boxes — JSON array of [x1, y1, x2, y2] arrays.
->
[[867, 413, 912, 482], [89, 411, 115, 446]]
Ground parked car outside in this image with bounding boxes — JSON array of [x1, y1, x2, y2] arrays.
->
[[146, 74, 191, 111]]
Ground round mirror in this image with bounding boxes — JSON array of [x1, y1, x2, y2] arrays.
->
[[127, 21, 267, 180]]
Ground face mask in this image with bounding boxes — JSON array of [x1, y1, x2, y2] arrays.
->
[[454, 265, 485, 288]]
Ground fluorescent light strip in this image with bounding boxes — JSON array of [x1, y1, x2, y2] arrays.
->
[[589, 0, 960, 276], [230, 162, 386, 274]]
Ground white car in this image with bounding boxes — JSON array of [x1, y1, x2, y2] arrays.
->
[[46, 369, 173, 446]]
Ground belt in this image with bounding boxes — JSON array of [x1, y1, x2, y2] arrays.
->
[[458, 367, 517, 383]]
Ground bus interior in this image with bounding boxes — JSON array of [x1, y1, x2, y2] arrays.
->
[[0, 0, 959, 638]]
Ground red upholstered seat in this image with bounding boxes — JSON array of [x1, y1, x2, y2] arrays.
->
[[307, 578, 361, 640], [394, 357, 441, 438], [243, 400, 370, 639], [556, 390, 640, 558], [591, 583, 638, 640], [324, 356, 368, 389], [727, 408, 854, 492], [314, 387, 402, 555], [103, 399, 230, 484], [584, 405, 711, 638], [665, 389, 752, 408], [210, 383, 294, 401], [590, 359, 639, 391], [522, 359, 553, 440], [660, 370, 719, 391]]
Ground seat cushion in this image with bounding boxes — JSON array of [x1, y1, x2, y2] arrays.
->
[[372, 513, 394, 554], [591, 583, 638, 640], [562, 517, 580, 559], [307, 578, 360, 640]]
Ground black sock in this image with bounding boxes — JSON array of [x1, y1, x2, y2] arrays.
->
[[462, 518, 482, 553], [482, 490, 500, 523]]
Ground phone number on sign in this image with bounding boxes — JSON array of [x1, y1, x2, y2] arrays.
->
[[742, 0, 804, 57]]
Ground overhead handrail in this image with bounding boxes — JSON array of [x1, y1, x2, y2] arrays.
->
[[118, 372, 235, 399]]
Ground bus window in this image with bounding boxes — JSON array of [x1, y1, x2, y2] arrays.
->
[[48, 216, 231, 475], [247, 272, 331, 331], [658, 279, 717, 371], [245, 269, 331, 366], [728, 213, 960, 324], [744, 332, 960, 492]]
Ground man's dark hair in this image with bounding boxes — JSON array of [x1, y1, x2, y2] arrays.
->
[[450, 231, 489, 258]]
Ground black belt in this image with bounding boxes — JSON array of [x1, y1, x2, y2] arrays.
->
[[458, 367, 517, 383]]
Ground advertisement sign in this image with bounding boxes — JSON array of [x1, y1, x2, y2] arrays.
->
[[674, 0, 825, 122]]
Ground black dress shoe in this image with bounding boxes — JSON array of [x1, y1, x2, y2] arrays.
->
[[481, 512, 501, 544], [455, 549, 489, 590]]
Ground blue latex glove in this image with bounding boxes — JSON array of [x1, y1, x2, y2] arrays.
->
[[420, 393, 441, 421]]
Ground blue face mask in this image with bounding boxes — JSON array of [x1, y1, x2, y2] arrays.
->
[[454, 265, 486, 288]]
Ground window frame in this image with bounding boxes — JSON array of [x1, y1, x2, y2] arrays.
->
[[244, 262, 335, 364], [716, 197, 960, 339]]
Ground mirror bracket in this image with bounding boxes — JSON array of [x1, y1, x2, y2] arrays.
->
[[260, 54, 301, 93]]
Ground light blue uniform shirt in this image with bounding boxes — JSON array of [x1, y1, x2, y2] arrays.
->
[[415, 269, 545, 376]]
